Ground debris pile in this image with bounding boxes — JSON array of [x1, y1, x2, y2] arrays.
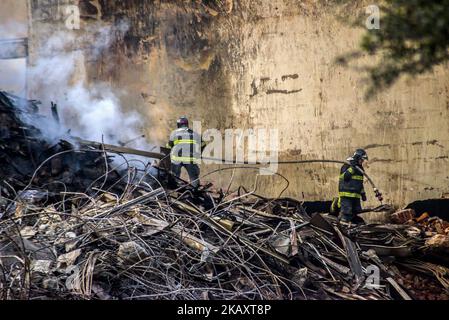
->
[[0, 92, 449, 300], [0, 91, 123, 197]]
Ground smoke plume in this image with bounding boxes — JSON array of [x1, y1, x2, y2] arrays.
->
[[26, 22, 150, 151]]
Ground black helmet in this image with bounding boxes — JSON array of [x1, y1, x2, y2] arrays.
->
[[177, 116, 189, 128], [353, 149, 368, 161]]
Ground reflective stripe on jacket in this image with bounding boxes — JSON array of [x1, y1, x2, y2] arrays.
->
[[338, 164, 364, 198]]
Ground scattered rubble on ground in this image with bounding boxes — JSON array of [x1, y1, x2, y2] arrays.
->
[[0, 92, 448, 300]]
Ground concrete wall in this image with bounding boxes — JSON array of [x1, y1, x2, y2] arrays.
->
[[27, 0, 449, 207], [222, 1, 449, 207]]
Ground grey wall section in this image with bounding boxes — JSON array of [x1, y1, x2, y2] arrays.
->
[[27, 0, 449, 207]]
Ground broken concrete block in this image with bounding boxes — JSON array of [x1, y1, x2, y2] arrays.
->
[[391, 209, 415, 224]]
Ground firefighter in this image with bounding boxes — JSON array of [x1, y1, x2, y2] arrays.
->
[[166, 116, 204, 189], [336, 149, 372, 223]]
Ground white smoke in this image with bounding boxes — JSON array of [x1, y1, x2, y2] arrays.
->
[[0, 13, 155, 171], [26, 22, 150, 152]]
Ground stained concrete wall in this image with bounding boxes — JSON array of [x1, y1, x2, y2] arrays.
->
[[221, 1, 449, 207], [27, 0, 449, 207]]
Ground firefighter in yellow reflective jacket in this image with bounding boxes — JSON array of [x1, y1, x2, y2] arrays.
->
[[166, 116, 205, 188], [336, 149, 369, 223]]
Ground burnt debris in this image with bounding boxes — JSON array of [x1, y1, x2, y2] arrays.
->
[[0, 92, 448, 300], [0, 91, 132, 198]]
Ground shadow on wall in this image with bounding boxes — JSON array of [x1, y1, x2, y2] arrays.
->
[[406, 199, 449, 221]]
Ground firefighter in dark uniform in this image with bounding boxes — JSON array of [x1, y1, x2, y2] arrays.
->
[[166, 116, 205, 188], [337, 149, 370, 223]]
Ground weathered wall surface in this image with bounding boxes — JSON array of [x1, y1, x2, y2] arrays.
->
[[220, 1, 449, 207], [27, 0, 449, 207]]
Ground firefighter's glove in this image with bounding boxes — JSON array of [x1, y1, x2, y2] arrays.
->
[[361, 193, 367, 202]]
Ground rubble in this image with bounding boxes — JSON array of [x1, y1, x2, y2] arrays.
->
[[0, 91, 126, 197], [391, 208, 415, 224], [0, 92, 449, 300], [426, 235, 449, 250], [117, 241, 148, 263]]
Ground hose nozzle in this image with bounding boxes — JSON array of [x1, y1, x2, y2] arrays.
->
[[374, 188, 383, 203]]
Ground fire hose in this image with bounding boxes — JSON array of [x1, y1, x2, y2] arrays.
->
[[199, 156, 384, 203], [77, 141, 384, 203]]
